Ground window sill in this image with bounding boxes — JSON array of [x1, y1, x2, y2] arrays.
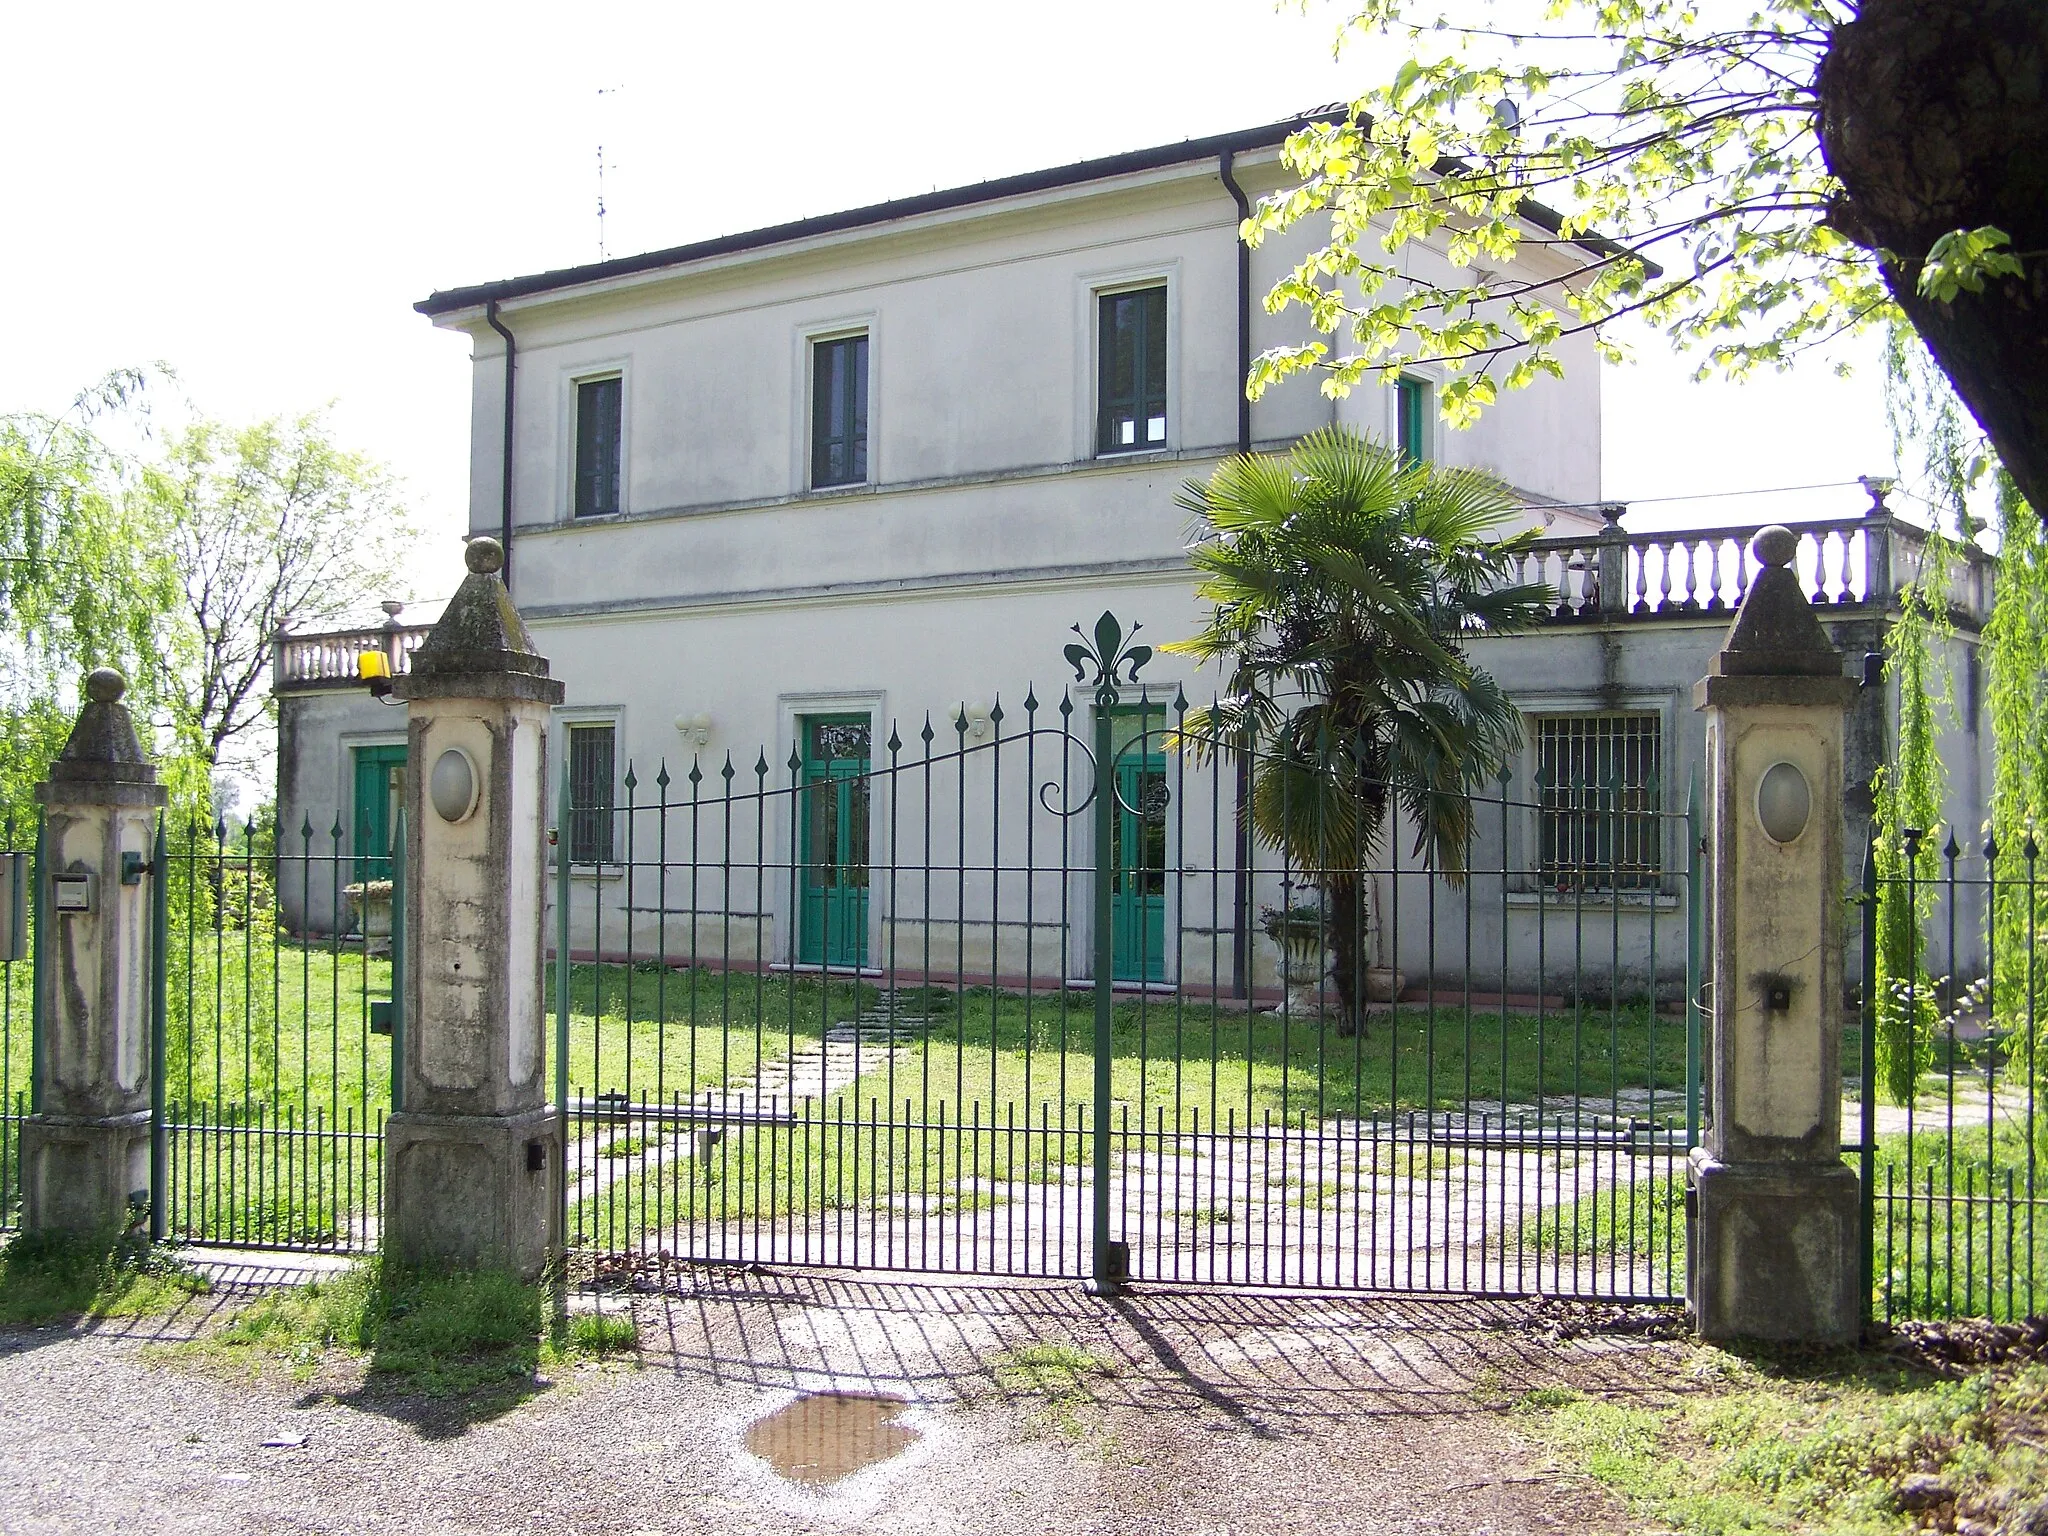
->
[[1093, 446, 1176, 465], [1503, 889, 1683, 912], [549, 863, 627, 882]]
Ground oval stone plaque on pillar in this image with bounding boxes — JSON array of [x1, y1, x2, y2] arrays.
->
[[430, 747, 480, 824], [1756, 759, 1811, 845]]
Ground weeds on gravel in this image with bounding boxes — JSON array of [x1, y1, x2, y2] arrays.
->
[[1517, 1345, 2048, 1534], [568, 1310, 639, 1356], [0, 1229, 209, 1327], [181, 1257, 637, 1399], [992, 1343, 1117, 1437]]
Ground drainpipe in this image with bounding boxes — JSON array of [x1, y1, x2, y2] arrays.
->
[[1219, 151, 1253, 456], [485, 299, 517, 592], [1219, 150, 1255, 1000]]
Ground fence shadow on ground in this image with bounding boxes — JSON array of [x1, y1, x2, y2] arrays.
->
[[627, 1267, 1703, 1430]]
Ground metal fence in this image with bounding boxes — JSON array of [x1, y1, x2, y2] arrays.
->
[[552, 633, 1702, 1301], [1861, 826, 2048, 1321], [1, 824, 29, 1231], [153, 813, 397, 1251]]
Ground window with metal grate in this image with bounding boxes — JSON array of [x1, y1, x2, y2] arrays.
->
[[1535, 713, 1662, 890], [567, 723, 616, 865]]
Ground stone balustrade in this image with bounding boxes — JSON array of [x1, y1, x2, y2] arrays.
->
[[1510, 510, 1992, 626], [274, 623, 431, 689]]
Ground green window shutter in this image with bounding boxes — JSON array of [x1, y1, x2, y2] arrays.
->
[[811, 335, 869, 488], [1396, 375, 1431, 465], [574, 376, 622, 517], [1097, 287, 1168, 454]]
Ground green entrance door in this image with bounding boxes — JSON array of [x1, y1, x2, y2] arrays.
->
[[351, 744, 408, 884], [1109, 712, 1167, 982], [798, 716, 871, 968]]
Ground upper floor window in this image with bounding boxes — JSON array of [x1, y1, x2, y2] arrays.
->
[[811, 334, 869, 488], [1098, 286, 1167, 454], [1535, 712, 1662, 892], [566, 721, 617, 865], [1396, 375, 1432, 465], [574, 375, 622, 518]]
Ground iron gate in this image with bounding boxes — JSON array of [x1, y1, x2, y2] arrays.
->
[[1860, 823, 2048, 1321], [153, 812, 399, 1251], [555, 616, 1701, 1300]]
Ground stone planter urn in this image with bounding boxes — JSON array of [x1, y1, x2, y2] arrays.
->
[[1364, 965, 1406, 1004], [1262, 908, 1330, 1017], [342, 879, 395, 957]]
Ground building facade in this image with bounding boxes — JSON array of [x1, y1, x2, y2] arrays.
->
[[274, 115, 1994, 993]]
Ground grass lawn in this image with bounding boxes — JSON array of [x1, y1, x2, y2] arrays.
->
[[169, 1256, 635, 1409], [1517, 1338, 2048, 1534], [1871, 1122, 2048, 1323], [0, 1231, 211, 1327], [567, 987, 1690, 1250]]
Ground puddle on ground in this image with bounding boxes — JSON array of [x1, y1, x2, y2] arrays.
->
[[745, 1392, 919, 1487]]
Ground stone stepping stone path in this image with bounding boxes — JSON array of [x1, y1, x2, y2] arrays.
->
[[567, 1009, 946, 1198]]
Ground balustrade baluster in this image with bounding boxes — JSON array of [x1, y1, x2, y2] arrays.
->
[[1697, 539, 1717, 610]]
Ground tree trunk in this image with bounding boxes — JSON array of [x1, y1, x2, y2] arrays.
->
[[1326, 871, 1365, 1037], [1818, 0, 2048, 515]]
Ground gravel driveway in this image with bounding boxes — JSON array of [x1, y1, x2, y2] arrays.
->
[[0, 1260, 1658, 1535]]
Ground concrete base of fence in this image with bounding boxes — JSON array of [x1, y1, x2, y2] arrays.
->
[[1688, 1149, 1860, 1343], [18, 1110, 151, 1239], [384, 1107, 561, 1280]]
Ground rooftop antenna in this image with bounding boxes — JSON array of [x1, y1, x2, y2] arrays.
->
[[595, 84, 623, 260]]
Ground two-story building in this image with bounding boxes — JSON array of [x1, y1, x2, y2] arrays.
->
[[275, 112, 1994, 994]]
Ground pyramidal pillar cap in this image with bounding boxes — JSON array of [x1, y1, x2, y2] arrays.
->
[[39, 667, 163, 793], [394, 536, 564, 704], [1695, 525, 1855, 706]]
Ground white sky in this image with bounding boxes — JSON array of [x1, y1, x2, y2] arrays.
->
[[2, 0, 1898, 609]]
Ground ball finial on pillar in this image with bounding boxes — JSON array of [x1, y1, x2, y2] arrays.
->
[[1752, 525, 1798, 569], [465, 537, 505, 576], [84, 668, 126, 704]]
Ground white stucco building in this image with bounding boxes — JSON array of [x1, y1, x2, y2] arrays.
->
[[275, 113, 1992, 994]]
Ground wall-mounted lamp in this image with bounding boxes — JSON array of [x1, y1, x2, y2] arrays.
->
[[674, 712, 714, 749], [956, 703, 993, 741], [358, 649, 396, 702]]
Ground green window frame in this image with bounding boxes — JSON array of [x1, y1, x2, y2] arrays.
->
[[811, 335, 869, 488], [566, 722, 616, 865], [1097, 286, 1168, 454], [574, 375, 622, 518], [1396, 374, 1431, 465]]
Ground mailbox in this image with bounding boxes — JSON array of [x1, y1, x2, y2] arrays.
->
[[0, 851, 24, 962], [52, 870, 98, 916]]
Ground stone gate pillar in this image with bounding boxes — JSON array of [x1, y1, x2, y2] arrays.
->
[[1690, 526, 1861, 1341], [22, 669, 167, 1237], [386, 537, 563, 1277]]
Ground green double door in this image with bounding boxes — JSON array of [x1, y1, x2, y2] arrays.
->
[[1109, 711, 1168, 982], [799, 716, 871, 969], [351, 744, 408, 883]]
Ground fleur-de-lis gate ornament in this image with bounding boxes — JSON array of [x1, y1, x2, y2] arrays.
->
[[1064, 610, 1152, 712], [1065, 610, 1150, 1294]]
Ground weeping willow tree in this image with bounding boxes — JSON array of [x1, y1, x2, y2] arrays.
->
[[1873, 323, 2048, 1107], [1865, 329, 1958, 1105], [1985, 481, 2048, 1069]]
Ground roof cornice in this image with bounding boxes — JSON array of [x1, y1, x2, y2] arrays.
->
[[417, 108, 1651, 321]]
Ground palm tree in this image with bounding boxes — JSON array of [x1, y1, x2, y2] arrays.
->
[[1170, 426, 1554, 1034]]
